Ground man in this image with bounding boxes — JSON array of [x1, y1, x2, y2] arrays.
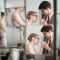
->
[[40, 25, 54, 54], [38, 1, 54, 25]]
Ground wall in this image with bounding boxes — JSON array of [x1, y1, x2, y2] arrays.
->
[[0, 0, 5, 12], [56, 0, 60, 49]]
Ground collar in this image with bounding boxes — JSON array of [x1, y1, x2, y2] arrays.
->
[[48, 36, 54, 43], [51, 36, 54, 43], [46, 11, 54, 20], [49, 11, 54, 19]]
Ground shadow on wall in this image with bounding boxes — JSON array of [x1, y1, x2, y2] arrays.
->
[[56, 35, 60, 49]]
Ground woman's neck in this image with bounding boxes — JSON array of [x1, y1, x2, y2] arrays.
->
[[29, 41, 34, 46], [27, 19, 33, 25]]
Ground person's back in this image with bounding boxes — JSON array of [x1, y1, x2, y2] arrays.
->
[[11, 7, 26, 27]]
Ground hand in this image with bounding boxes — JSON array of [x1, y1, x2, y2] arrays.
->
[[40, 19, 45, 25], [40, 19, 48, 25], [43, 20, 48, 25]]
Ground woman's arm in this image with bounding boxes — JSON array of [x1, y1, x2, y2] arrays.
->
[[13, 13, 26, 26], [0, 21, 6, 31]]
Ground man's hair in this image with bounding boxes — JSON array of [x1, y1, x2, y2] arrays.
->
[[41, 25, 54, 32], [38, 1, 51, 10], [1, 12, 5, 17]]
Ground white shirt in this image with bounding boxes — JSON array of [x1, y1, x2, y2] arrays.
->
[[48, 36, 54, 44], [46, 11, 54, 21]]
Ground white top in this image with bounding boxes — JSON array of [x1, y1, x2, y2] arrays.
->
[[26, 44, 37, 54], [11, 12, 20, 27]]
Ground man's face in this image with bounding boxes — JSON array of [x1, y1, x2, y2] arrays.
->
[[40, 8, 49, 16], [43, 31, 51, 39]]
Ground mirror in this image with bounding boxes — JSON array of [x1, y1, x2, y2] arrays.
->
[[5, 0, 25, 48]]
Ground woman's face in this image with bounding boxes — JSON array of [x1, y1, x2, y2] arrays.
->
[[32, 36, 39, 45], [31, 13, 38, 23]]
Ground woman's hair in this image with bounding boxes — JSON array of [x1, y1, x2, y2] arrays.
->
[[1, 12, 5, 17], [28, 33, 39, 41], [26, 11, 37, 19]]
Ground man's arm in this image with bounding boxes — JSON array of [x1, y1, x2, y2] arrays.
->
[[39, 41, 51, 55]]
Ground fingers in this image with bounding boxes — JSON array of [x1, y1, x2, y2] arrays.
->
[[40, 19, 45, 24], [40, 19, 48, 25]]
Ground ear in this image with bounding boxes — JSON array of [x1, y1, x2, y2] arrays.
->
[[32, 37, 34, 40]]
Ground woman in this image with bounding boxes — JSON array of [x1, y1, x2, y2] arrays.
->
[[26, 33, 51, 55], [23, 11, 38, 39], [0, 12, 7, 47], [26, 11, 37, 25], [11, 7, 26, 27], [11, 10, 37, 26], [26, 33, 40, 54]]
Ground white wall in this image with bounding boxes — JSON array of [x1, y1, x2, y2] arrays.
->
[[57, 0, 60, 13], [56, 0, 60, 49], [26, 25, 44, 53], [0, 0, 5, 12], [6, 0, 24, 8], [56, 15, 60, 48]]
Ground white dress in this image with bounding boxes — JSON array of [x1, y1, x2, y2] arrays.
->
[[0, 20, 7, 47], [11, 12, 20, 27]]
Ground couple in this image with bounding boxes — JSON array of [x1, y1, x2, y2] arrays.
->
[[11, 1, 54, 26], [26, 25, 54, 55], [11, 7, 37, 27]]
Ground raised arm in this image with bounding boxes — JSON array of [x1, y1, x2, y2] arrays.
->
[[13, 13, 26, 26]]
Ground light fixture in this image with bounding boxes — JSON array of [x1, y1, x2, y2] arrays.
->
[[5, 8, 11, 15]]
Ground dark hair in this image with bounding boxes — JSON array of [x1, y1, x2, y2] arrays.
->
[[1, 12, 5, 17], [41, 25, 54, 32], [38, 1, 51, 10]]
